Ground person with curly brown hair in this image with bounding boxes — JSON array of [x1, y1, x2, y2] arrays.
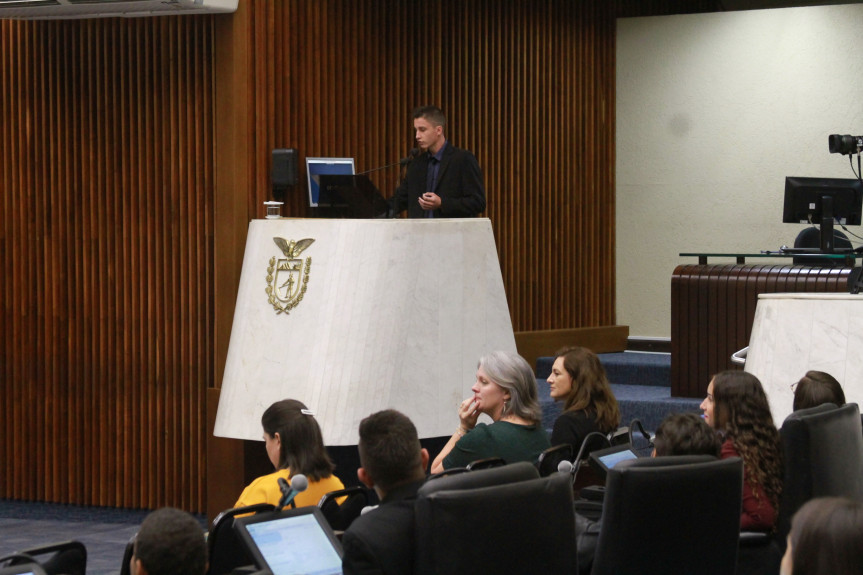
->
[[547, 346, 621, 456], [701, 370, 783, 531]]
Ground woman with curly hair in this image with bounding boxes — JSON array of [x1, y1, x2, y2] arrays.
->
[[547, 346, 621, 455], [701, 371, 783, 531]]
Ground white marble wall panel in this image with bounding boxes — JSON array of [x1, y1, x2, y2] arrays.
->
[[744, 293, 863, 426], [214, 218, 516, 445]]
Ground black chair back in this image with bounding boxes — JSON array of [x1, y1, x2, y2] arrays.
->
[[317, 486, 370, 532], [119, 534, 135, 575], [415, 472, 576, 575], [536, 443, 573, 477], [777, 402, 863, 540], [418, 460, 539, 498], [465, 456, 506, 470], [3, 542, 86, 575], [206, 503, 275, 575], [591, 456, 742, 575], [0, 557, 48, 575]]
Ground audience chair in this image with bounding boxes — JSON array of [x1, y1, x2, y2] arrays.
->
[[414, 471, 576, 575], [591, 456, 742, 575], [119, 534, 135, 575], [778, 402, 863, 538], [536, 443, 573, 477], [465, 456, 506, 470], [317, 486, 370, 532], [207, 503, 275, 575], [0, 557, 48, 575], [3, 541, 86, 575], [425, 467, 469, 481], [419, 461, 540, 498], [737, 402, 863, 575]]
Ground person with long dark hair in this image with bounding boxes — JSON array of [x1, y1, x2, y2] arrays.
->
[[235, 398, 344, 508], [781, 497, 863, 575], [701, 371, 783, 531], [547, 346, 621, 455]]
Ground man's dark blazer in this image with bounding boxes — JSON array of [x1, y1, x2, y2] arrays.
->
[[394, 142, 485, 218], [340, 479, 425, 575]]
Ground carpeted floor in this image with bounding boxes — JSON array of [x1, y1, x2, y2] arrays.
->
[[0, 501, 205, 575]]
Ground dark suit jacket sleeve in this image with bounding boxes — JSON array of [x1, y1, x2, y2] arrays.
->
[[341, 530, 385, 575], [438, 148, 486, 217]]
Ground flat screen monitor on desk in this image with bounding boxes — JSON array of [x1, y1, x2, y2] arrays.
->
[[782, 176, 863, 252], [306, 157, 355, 207]]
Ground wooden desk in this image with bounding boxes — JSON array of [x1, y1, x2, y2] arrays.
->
[[671, 263, 851, 398]]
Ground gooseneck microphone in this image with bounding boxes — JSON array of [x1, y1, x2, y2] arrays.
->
[[357, 148, 420, 175], [277, 474, 309, 510]]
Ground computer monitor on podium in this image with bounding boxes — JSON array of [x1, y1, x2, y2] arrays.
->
[[782, 176, 863, 252], [306, 157, 355, 207]]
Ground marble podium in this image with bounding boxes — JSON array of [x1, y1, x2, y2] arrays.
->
[[744, 293, 863, 425], [213, 218, 516, 445]]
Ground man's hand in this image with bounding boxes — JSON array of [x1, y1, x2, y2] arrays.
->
[[418, 192, 441, 211]]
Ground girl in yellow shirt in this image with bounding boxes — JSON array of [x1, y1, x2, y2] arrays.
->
[[234, 399, 345, 509]]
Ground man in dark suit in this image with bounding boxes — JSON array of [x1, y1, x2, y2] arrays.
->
[[393, 106, 486, 218], [341, 410, 429, 575]]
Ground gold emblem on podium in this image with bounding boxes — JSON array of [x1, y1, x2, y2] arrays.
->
[[266, 237, 315, 314]]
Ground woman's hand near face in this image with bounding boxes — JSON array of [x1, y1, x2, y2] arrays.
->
[[459, 397, 480, 430]]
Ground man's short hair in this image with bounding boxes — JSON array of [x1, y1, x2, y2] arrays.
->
[[358, 409, 423, 492], [134, 507, 206, 575], [412, 105, 446, 128], [653, 412, 720, 457]]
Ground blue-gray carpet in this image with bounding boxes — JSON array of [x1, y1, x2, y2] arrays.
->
[[0, 501, 205, 575]]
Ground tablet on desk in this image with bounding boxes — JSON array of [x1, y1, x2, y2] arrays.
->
[[233, 506, 343, 575], [589, 444, 639, 479]]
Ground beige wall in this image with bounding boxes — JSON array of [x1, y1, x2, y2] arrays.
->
[[616, 4, 863, 338]]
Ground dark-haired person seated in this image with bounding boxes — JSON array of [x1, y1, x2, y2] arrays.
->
[[652, 412, 720, 457], [235, 399, 345, 509], [131, 508, 206, 575], [793, 370, 846, 412], [781, 497, 863, 575], [546, 346, 621, 457], [341, 409, 429, 575], [701, 371, 783, 532], [431, 351, 550, 473]]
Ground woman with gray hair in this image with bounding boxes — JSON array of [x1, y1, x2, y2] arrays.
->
[[430, 350, 550, 473]]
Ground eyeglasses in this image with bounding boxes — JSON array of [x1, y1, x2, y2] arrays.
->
[[790, 381, 798, 392]]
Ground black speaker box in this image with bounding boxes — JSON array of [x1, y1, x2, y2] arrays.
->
[[272, 148, 298, 188]]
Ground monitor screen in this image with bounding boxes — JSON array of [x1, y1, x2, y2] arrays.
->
[[782, 176, 863, 226], [306, 157, 355, 207], [234, 507, 343, 575], [588, 444, 640, 479]]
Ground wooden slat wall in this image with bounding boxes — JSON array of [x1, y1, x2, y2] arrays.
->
[[234, 0, 618, 332], [0, 18, 213, 510], [3, 0, 623, 512]]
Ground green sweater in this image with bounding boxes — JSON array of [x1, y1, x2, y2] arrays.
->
[[442, 420, 551, 469]]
